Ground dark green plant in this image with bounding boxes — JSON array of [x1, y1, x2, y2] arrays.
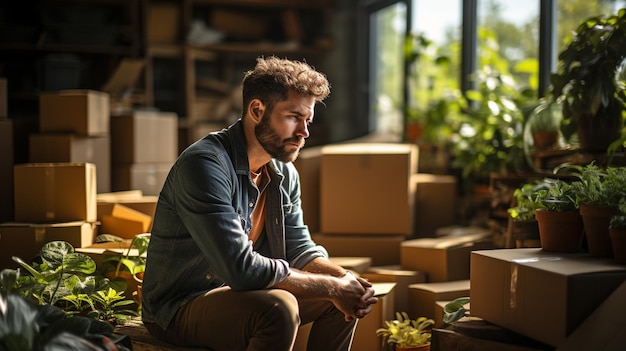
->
[[442, 297, 470, 325], [507, 179, 547, 221], [101, 233, 150, 284], [534, 178, 579, 212], [0, 241, 138, 324], [0, 292, 132, 351], [558, 162, 626, 207], [550, 9, 626, 148]]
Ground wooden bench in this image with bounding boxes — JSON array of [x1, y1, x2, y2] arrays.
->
[[114, 318, 209, 351]]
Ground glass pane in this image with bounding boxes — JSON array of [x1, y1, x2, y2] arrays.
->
[[370, 2, 407, 137], [477, 0, 540, 92], [408, 0, 462, 145]]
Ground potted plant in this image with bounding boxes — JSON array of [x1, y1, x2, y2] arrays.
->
[[442, 297, 470, 325], [550, 9, 626, 152], [565, 163, 626, 257], [533, 178, 584, 252], [524, 98, 562, 152], [507, 179, 545, 248], [376, 312, 434, 351]]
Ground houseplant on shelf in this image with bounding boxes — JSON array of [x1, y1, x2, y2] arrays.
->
[[550, 8, 626, 152], [533, 178, 584, 252], [376, 312, 434, 351], [507, 179, 545, 248], [565, 163, 626, 257]]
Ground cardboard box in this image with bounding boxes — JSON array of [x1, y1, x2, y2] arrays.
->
[[408, 280, 470, 322], [99, 203, 152, 239], [293, 282, 396, 351], [293, 146, 322, 234], [413, 173, 458, 237], [328, 257, 372, 274], [401, 231, 493, 282], [432, 321, 549, 351], [147, 2, 180, 43], [110, 111, 178, 165], [97, 191, 158, 228], [0, 221, 97, 270], [14, 163, 97, 223], [311, 234, 404, 266], [320, 143, 418, 235], [557, 281, 626, 351], [112, 162, 170, 196], [29, 133, 110, 193], [39, 90, 110, 136], [0, 118, 14, 222], [362, 265, 427, 313], [470, 248, 626, 347]]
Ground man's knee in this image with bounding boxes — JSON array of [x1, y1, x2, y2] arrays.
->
[[263, 289, 300, 327]]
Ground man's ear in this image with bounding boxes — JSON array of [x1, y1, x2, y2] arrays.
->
[[247, 99, 265, 123]]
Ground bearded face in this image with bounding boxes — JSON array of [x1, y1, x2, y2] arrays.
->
[[254, 110, 304, 163]]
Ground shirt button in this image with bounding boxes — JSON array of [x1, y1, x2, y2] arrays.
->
[[249, 202, 254, 208]]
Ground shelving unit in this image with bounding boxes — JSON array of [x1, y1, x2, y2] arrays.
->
[[143, 0, 335, 148]]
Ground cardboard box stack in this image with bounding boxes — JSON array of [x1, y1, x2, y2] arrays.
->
[[1, 162, 99, 269], [96, 190, 158, 239], [34, 90, 111, 193], [110, 110, 178, 196]]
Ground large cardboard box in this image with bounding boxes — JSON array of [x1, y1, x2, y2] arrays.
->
[[401, 231, 493, 282], [293, 146, 322, 234], [362, 265, 427, 313], [557, 281, 626, 351], [320, 143, 418, 235], [29, 133, 111, 193], [292, 282, 396, 351], [0, 118, 14, 222], [112, 162, 170, 196], [407, 280, 470, 322], [14, 163, 97, 223], [470, 248, 626, 347], [311, 234, 404, 266], [100, 203, 153, 239], [97, 191, 158, 228], [413, 173, 457, 237], [0, 221, 97, 269], [39, 90, 110, 136], [328, 257, 372, 274], [110, 111, 178, 164]]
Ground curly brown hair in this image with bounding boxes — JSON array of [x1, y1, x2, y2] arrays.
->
[[241, 56, 330, 115]]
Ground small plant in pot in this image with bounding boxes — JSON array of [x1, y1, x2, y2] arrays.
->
[[565, 163, 626, 257], [533, 178, 584, 253], [507, 179, 545, 248], [376, 312, 434, 351]]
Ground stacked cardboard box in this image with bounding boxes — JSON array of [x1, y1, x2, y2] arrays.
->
[[34, 90, 111, 193], [110, 110, 178, 196], [470, 248, 626, 348], [96, 190, 158, 239]]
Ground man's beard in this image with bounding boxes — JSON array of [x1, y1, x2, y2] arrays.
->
[[254, 113, 304, 163]]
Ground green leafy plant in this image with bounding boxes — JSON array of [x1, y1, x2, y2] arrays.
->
[[534, 178, 579, 212], [550, 8, 626, 151], [0, 240, 138, 324], [559, 162, 626, 207], [507, 179, 547, 221], [376, 312, 434, 348], [0, 292, 132, 351], [442, 297, 470, 324], [102, 233, 150, 284]]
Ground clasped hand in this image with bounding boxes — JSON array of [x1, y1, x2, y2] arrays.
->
[[336, 273, 378, 322]]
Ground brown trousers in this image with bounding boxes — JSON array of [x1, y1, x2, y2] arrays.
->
[[145, 286, 358, 351]]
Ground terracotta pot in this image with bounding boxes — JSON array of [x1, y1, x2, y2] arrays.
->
[[535, 209, 584, 252], [511, 220, 541, 248], [395, 344, 430, 351], [579, 203, 618, 257], [533, 131, 558, 151], [609, 228, 626, 264]]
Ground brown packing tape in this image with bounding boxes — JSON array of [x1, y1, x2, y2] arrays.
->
[[35, 227, 46, 247], [510, 263, 518, 309]]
